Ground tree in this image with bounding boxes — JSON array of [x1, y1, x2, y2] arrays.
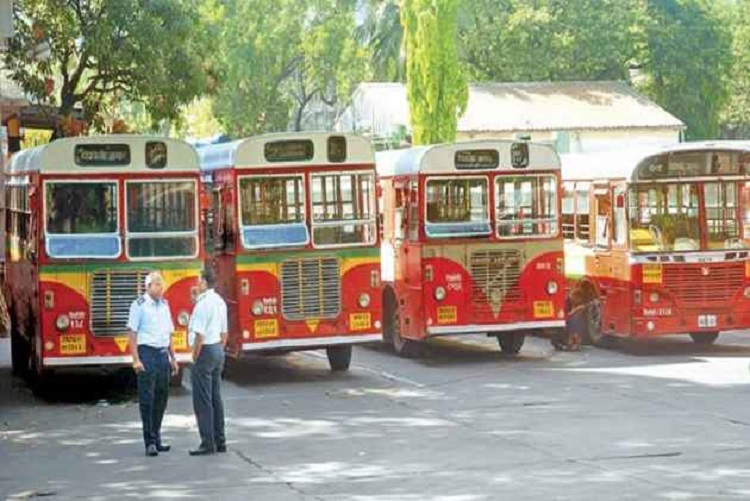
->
[[401, 0, 467, 145], [461, 0, 643, 82], [635, 0, 731, 139], [212, 0, 366, 136], [358, 0, 404, 82], [4, 0, 210, 136], [720, 0, 750, 138]]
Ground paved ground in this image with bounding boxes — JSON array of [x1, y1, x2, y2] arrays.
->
[[3, 332, 750, 500]]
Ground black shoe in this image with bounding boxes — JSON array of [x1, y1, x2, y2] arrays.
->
[[145, 444, 159, 457], [156, 443, 171, 452], [189, 445, 216, 456], [216, 444, 227, 453]]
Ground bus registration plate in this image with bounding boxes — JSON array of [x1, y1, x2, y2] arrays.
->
[[255, 319, 279, 338], [698, 315, 717, 328], [350, 313, 372, 331], [533, 301, 554, 319], [437, 306, 457, 324], [60, 334, 86, 355], [172, 331, 188, 351]]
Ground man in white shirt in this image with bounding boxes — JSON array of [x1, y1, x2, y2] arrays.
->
[[127, 272, 179, 457], [188, 269, 228, 456]]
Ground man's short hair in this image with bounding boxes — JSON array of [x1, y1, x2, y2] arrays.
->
[[201, 268, 216, 288], [145, 271, 163, 289]]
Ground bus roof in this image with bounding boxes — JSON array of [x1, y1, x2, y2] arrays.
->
[[375, 140, 560, 177], [562, 141, 750, 183], [198, 132, 375, 172], [6, 135, 199, 175]]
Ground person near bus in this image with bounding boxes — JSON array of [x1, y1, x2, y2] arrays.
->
[[188, 268, 228, 456], [127, 271, 179, 457]]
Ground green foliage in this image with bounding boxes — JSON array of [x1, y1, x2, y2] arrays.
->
[[212, 0, 367, 136], [720, 0, 750, 138], [358, 0, 404, 82], [4, 0, 210, 132], [401, 0, 468, 145], [638, 0, 732, 140]]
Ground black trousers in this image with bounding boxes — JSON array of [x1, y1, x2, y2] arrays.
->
[[191, 343, 226, 449], [137, 345, 170, 447]]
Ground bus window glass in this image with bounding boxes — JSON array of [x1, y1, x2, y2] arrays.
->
[[629, 183, 700, 252], [562, 182, 575, 239], [239, 176, 307, 249], [311, 172, 376, 246], [126, 181, 197, 258], [45, 182, 120, 258], [425, 178, 490, 238], [496, 175, 558, 238], [705, 181, 744, 249], [575, 183, 590, 241]]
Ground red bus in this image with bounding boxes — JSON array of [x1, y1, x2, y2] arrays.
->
[[562, 142, 750, 345], [4, 136, 202, 382], [198, 132, 381, 371], [377, 141, 565, 356]]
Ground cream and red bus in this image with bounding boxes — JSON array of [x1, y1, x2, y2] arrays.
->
[[376, 141, 565, 356], [562, 142, 750, 345], [198, 132, 381, 371], [4, 136, 202, 382]]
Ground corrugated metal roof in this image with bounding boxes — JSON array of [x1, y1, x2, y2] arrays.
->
[[337, 81, 685, 134]]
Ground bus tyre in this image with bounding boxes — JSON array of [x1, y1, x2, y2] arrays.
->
[[690, 332, 719, 345], [9, 310, 27, 377], [326, 345, 352, 372], [498, 333, 525, 355], [170, 368, 184, 388], [384, 290, 419, 358], [584, 300, 605, 346]]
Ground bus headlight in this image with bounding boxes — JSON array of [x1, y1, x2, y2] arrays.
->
[[546, 281, 558, 295], [252, 300, 264, 316], [434, 286, 446, 301], [649, 292, 660, 303], [177, 311, 190, 327], [744, 286, 750, 299], [358, 293, 371, 308], [56, 314, 70, 332]]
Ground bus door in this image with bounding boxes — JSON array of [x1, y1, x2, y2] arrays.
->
[[398, 180, 423, 337], [606, 183, 632, 334], [591, 184, 614, 323]]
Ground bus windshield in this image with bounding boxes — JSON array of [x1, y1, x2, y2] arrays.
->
[[126, 181, 198, 259], [239, 176, 308, 249], [45, 182, 120, 258], [496, 175, 558, 238], [310, 172, 376, 247], [629, 183, 703, 252], [425, 178, 490, 238]]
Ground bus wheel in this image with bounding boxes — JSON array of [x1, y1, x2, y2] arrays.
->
[[384, 290, 419, 358], [584, 300, 605, 346], [9, 310, 28, 376], [498, 333, 525, 355], [326, 345, 352, 372], [690, 332, 719, 345], [170, 368, 184, 388]]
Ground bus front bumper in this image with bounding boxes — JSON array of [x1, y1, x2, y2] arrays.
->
[[427, 320, 565, 337]]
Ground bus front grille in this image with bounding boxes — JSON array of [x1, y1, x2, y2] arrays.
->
[[281, 258, 341, 321], [662, 262, 744, 305], [90, 270, 148, 336], [470, 249, 523, 312]]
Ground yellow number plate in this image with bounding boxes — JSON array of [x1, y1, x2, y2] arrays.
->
[[172, 331, 188, 351], [533, 301, 554, 319], [437, 306, 458, 324], [349, 313, 372, 331], [60, 334, 86, 355], [643, 263, 663, 284], [254, 319, 279, 338]]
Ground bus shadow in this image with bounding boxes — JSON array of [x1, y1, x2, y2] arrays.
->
[[598, 335, 750, 358], [5, 369, 146, 405]]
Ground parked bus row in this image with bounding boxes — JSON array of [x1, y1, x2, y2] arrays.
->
[[4, 133, 750, 386]]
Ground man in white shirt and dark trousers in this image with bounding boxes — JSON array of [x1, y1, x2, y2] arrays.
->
[[127, 272, 179, 457], [188, 269, 228, 456]]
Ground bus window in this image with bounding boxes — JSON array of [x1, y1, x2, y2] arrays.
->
[[496, 175, 558, 238], [562, 182, 575, 239], [613, 187, 627, 246], [126, 181, 198, 259], [311, 172, 376, 247], [45, 182, 120, 258], [239, 176, 307, 249], [629, 184, 700, 252], [425, 178, 490, 238], [575, 183, 590, 241], [595, 191, 611, 249], [705, 181, 743, 250]]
